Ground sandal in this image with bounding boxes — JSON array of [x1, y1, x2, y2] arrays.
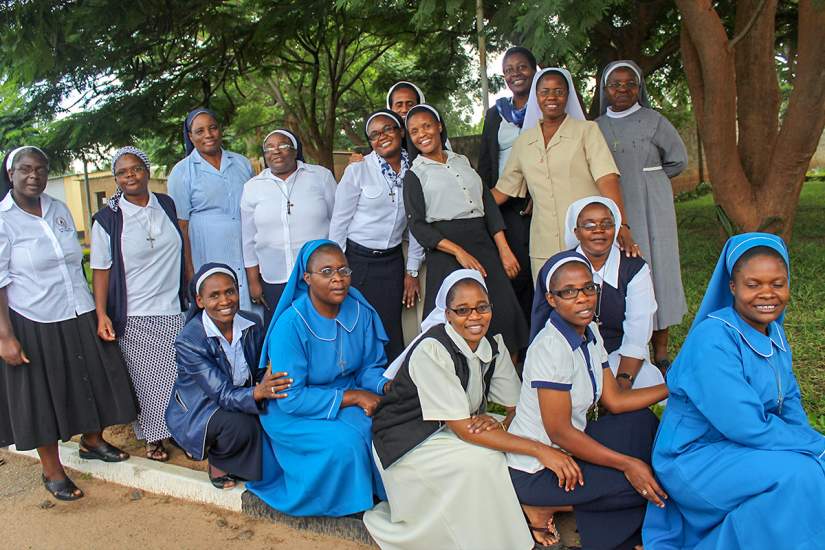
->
[[145, 441, 169, 462], [79, 436, 130, 462], [524, 513, 562, 550], [208, 465, 236, 490], [42, 473, 84, 501]]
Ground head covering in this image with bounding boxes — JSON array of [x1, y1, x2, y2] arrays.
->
[[364, 109, 404, 141], [564, 196, 622, 250], [522, 67, 586, 131], [262, 128, 304, 162], [690, 232, 789, 332], [404, 104, 449, 162], [2, 146, 48, 195], [257, 239, 381, 370], [599, 60, 651, 117], [385, 269, 487, 379], [107, 146, 151, 212], [529, 250, 593, 344], [386, 81, 425, 111], [183, 108, 219, 156], [185, 262, 239, 323]]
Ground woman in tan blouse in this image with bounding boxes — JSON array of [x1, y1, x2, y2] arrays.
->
[[492, 68, 638, 280]]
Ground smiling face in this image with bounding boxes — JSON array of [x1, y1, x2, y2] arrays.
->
[[113, 154, 150, 201], [536, 72, 569, 122], [406, 111, 443, 157], [445, 280, 492, 349], [367, 115, 403, 159], [502, 51, 536, 98], [605, 67, 640, 113], [188, 113, 222, 156], [390, 87, 419, 120], [304, 247, 351, 308], [264, 132, 298, 176], [730, 252, 789, 334], [574, 203, 615, 259], [9, 151, 49, 200], [196, 273, 240, 326], [546, 262, 597, 334]]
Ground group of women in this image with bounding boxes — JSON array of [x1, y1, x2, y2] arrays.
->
[[0, 45, 823, 550]]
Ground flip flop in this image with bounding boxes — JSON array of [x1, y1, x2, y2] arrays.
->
[[78, 437, 130, 462], [42, 474, 84, 501]]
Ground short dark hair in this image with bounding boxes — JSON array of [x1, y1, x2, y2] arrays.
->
[[445, 278, 488, 309], [307, 243, 345, 272], [502, 47, 538, 71], [389, 82, 421, 105], [731, 245, 787, 276]]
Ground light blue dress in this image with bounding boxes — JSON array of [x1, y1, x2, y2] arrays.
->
[[167, 149, 255, 310], [247, 239, 390, 517], [643, 233, 825, 549]]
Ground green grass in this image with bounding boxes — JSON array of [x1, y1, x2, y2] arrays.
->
[[673, 180, 825, 429]]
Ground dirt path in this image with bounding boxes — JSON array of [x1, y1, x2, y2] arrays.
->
[[0, 450, 371, 550]]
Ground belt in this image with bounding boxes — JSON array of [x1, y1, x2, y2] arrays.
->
[[346, 239, 402, 258], [642, 165, 663, 172]]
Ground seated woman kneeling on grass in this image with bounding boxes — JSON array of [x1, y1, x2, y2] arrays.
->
[[166, 263, 290, 489], [507, 250, 668, 550]]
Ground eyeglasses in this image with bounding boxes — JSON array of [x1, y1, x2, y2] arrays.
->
[[537, 88, 567, 98], [309, 266, 353, 278], [114, 165, 147, 178], [263, 144, 295, 155], [577, 221, 615, 232], [367, 125, 399, 142], [448, 303, 493, 317], [605, 81, 639, 91], [13, 165, 48, 177], [548, 283, 600, 300]]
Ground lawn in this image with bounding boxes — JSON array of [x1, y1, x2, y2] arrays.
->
[[672, 180, 825, 430]]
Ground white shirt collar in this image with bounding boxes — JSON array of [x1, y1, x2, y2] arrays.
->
[[118, 192, 162, 217], [263, 160, 307, 184], [412, 149, 457, 168], [606, 103, 642, 119], [577, 244, 621, 289], [0, 191, 53, 215], [202, 310, 255, 345], [444, 323, 493, 363]]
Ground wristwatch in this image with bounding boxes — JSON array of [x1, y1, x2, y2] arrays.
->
[[616, 372, 634, 384], [406, 270, 419, 278]]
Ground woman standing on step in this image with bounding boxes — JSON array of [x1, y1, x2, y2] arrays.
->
[[91, 146, 187, 462], [0, 146, 138, 501]]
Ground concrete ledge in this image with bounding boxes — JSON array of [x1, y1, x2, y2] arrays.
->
[[9, 440, 244, 511], [241, 491, 375, 546]]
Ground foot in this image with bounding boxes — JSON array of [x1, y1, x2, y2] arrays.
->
[[145, 441, 169, 462], [208, 464, 236, 490], [42, 473, 84, 501], [522, 505, 560, 547], [79, 436, 129, 462]]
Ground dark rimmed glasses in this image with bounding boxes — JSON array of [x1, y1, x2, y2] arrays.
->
[[547, 283, 600, 300], [448, 303, 493, 317]]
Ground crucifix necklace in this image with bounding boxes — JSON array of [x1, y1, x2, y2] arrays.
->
[[605, 119, 622, 152], [275, 179, 296, 215], [135, 208, 157, 249]]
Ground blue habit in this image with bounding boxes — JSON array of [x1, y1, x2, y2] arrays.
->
[[247, 240, 389, 517], [643, 233, 825, 549]]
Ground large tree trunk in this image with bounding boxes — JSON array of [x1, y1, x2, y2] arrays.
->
[[676, 0, 825, 240]]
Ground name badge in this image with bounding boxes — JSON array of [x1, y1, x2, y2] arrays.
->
[[55, 216, 73, 233]]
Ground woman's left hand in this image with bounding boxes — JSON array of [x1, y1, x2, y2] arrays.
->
[[617, 226, 641, 258], [466, 414, 503, 434], [499, 247, 521, 279], [402, 273, 420, 308]]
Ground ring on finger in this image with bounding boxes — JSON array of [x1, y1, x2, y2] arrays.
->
[[641, 489, 648, 496], [271, 387, 275, 394]]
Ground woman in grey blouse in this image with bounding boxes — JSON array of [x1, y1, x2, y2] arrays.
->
[[402, 104, 528, 356]]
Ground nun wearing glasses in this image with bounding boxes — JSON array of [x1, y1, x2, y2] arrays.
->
[[330, 109, 424, 361], [596, 60, 688, 372], [240, 129, 336, 329]]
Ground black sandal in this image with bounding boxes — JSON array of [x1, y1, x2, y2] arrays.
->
[[42, 474, 84, 501], [209, 464, 237, 490], [145, 441, 170, 462], [79, 437, 130, 462]]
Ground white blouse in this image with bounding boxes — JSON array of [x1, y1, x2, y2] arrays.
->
[[89, 193, 182, 316], [329, 152, 423, 271], [410, 151, 486, 223], [241, 162, 337, 284], [0, 192, 95, 323], [497, 119, 522, 177]]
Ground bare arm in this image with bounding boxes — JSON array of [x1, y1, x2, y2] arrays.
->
[[491, 188, 511, 205], [492, 230, 520, 279], [92, 269, 116, 341], [0, 288, 28, 365], [178, 220, 195, 284], [599, 367, 668, 414], [595, 174, 638, 256], [615, 356, 644, 390], [245, 265, 268, 310], [435, 239, 487, 278]]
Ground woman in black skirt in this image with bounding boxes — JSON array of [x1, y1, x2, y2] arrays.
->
[[0, 146, 138, 501], [402, 104, 528, 357]]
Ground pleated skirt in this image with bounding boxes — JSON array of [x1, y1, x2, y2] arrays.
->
[[0, 310, 138, 451]]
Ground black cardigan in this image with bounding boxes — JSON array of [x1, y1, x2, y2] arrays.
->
[[477, 105, 503, 189]]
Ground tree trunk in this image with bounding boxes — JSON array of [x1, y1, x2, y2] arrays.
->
[[675, 0, 825, 240]]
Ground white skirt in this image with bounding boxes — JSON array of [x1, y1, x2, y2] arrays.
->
[[364, 430, 533, 550]]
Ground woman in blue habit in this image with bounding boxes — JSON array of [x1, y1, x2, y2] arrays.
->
[[643, 233, 825, 549], [247, 239, 389, 516]]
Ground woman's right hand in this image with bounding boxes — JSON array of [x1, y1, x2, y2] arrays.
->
[[253, 370, 292, 401], [348, 152, 364, 165], [97, 314, 117, 342], [248, 277, 269, 310], [623, 457, 668, 508], [454, 248, 487, 277], [343, 389, 382, 416], [537, 446, 584, 492], [0, 334, 29, 366]]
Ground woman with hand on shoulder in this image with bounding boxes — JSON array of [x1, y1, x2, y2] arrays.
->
[[165, 263, 291, 489], [0, 146, 137, 501], [330, 109, 424, 361], [403, 104, 528, 357], [241, 129, 336, 329], [508, 251, 668, 549], [365, 270, 578, 550], [643, 234, 825, 549], [91, 146, 187, 462]]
